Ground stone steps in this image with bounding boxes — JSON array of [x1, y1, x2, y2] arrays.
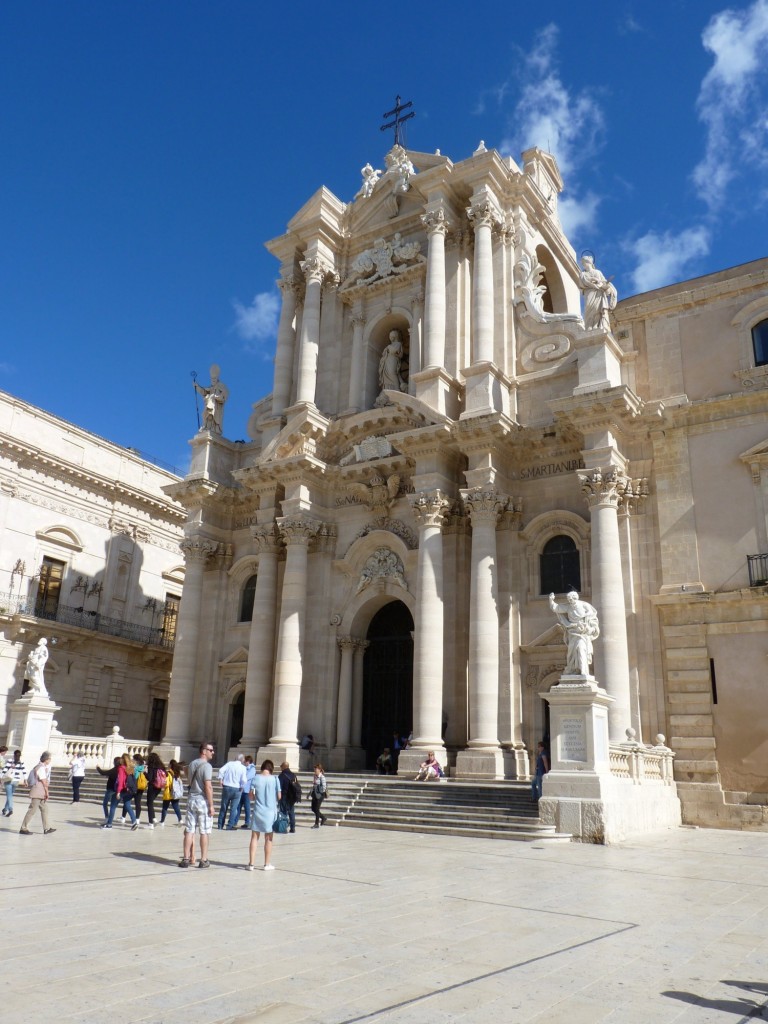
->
[[46, 770, 570, 843]]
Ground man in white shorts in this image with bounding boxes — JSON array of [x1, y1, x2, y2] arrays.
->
[[179, 741, 215, 869]]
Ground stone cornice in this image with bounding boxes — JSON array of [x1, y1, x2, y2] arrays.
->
[[614, 259, 768, 321], [549, 385, 653, 439], [2, 436, 185, 525]]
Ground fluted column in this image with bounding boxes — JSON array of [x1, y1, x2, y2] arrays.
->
[[295, 254, 330, 406], [463, 491, 505, 747], [467, 193, 500, 365], [410, 490, 450, 749], [268, 516, 320, 743], [239, 525, 282, 749], [164, 537, 216, 745], [272, 278, 299, 417], [347, 307, 367, 412], [335, 636, 357, 747], [421, 207, 449, 369], [581, 468, 632, 741], [350, 640, 368, 747]]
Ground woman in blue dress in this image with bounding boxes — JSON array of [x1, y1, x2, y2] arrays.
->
[[247, 759, 281, 871]]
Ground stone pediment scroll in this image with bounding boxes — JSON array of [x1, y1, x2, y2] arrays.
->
[[340, 233, 425, 291]]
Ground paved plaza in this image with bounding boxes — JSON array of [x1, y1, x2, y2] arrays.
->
[[2, 800, 768, 1024]]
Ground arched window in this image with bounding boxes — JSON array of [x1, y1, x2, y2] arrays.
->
[[239, 574, 257, 622], [540, 535, 580, 595], [753, 319, 768, 367]]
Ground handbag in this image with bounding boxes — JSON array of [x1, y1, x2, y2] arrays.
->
[[273, 809, 290, 834]]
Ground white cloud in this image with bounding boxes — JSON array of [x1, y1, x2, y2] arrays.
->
[[693, 0, 768, 209], [626, 226, 711, 293], [558, 192, 601, 240], [500, 25, 605, 179], [232, 290, 279, 346]]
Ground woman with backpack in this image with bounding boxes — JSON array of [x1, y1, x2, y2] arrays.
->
[[144, 752, 168, 829], [103, 753, 139, 830], [2, 749, 26, 817], [160, 759, 184, 825]]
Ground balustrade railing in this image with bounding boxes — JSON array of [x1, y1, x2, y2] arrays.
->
[[609, 733, 675, 785], [49, 725, 151, 769]]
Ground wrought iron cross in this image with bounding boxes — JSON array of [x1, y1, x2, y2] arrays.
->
[[380, 95, 415, 147]]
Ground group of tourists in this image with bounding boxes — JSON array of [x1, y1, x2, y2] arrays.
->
[[96, 751, 185, 829]]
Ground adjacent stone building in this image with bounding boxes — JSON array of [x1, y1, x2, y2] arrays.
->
[[0, 391, 185, 743], [163, 141, 768, 829]]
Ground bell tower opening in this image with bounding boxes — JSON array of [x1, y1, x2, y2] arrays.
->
[[362, 600, 414, 769]]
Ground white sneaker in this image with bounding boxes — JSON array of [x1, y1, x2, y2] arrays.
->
[[263, 864, 275, 871], [146, 823, 154, 830], [246, 864, 254, 871], [158, 821, 165, 828]]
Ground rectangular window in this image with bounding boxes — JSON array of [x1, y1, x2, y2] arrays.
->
[[35, 557, 65, 619], [162, 594, 180, 643], [753, 320, 768, 367]]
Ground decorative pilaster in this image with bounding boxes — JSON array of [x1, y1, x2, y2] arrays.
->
[[164, 537, 217, 748], [467, 192, 501, 366], [580, 468, 633, 741], [350, 639, 369, 749], [265, 516, 320, 752], [239, 524, 282, 750], [409, 289, 423, 389], [295, 253, 332, 406], [421, 206, 449, 370], [406, 491, 450, 761], [347, 307, 367, 412], [272, 277, 299, 417], [455, 490, 509, 779], [335, 636, 357, 747]]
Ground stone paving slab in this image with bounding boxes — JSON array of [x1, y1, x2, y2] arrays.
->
[[2, 798, 768, 1022]]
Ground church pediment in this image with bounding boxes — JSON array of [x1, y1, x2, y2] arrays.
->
[[740, 439, 768, 465], [219, 646, 248, 668], [519, 624, 566, 654]]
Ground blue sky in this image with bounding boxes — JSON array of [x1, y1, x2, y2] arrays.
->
[[2, 0, 767, 471]]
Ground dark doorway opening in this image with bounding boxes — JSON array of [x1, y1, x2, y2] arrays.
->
[[229, 692, 244, 749], [362, 601, 414, 770]]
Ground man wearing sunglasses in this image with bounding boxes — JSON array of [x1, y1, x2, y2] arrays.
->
[[179, 741, 215, 869]]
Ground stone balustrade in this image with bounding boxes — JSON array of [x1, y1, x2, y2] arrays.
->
[[48, 724, 151, 768], [609, 733, 675, 786]]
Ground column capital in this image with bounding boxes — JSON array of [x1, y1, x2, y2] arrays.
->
[[467, 195, 502, 231], [421, 207, 450, 236], [461, 489, 506, 526], [579, 468, 629, 509], [350, 310, 367, 327], [179, 536, 218, 565], [337, 635, 358, 652], [409, 490, 451, 528], [300, 253, 334, 284], [277, 515, 321, 545], [277, 276, 300, 298], [250, 522, 282, 555]]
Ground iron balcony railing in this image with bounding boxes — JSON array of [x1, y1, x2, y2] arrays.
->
[[747, 554, 768, 587], [0, 592, 175, 649]]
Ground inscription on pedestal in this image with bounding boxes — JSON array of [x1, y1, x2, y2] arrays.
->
[[560, 716, 587, 762]]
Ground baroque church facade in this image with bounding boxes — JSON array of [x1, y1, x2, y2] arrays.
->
[[163, 141, 768, 829]]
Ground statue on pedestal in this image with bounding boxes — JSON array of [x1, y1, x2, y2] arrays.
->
[[25, 638, 50, 698], [356, 163, 381, 199], [378, 330, 407, 393], [194, 364, 229, 434], [579, 253, 617, 331], [549, 591, 600, 677]]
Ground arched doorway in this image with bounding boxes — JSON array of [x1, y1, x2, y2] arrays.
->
[[229, 692, 244, 749], [362, 601, 413, 769]]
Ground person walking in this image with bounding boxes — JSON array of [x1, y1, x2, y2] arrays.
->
[[144, 752, 168, 829], [531, 742, 550, 801], [19, 751, 55, 835], [277, 761, 299, 833], [179, 741, 215, 869], [130, 755, 148, 822], [160, 759, 184, 825], [2, 749, 26, 817], [102, 754, 139, 830], [217, 754, 246, 830], [69, 753, 86, 803], [97, 757, 121, 820], [246, 759, 280, 871], [310, 763, 328, 828]]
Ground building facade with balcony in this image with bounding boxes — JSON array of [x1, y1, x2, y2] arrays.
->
[[0, 390, 186, 743]]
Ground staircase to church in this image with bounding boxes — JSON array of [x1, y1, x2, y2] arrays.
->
[[46, 770, 571, 842]]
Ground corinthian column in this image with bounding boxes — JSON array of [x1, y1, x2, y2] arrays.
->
[[350, 640, 368, 748], [347, 307, 367, 412], [421, 207, 449, 370], [267, 516, 320, 747], [295, 254, 330, 406], [272, 278, 299, 417], [580, 468, 632, 741], [164, 537, 216, 747], [409, 490, 450, 752], [335, 636, 357, 748], [467, 192, 500, 365], [239, 524, 282, 750]]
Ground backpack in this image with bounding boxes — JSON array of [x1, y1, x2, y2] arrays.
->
[[154, 768, 168, 791], [26, 766, 39, 787], [172, 776, 184, 800], [291, 778, 302, 804], [124, 772, 138, 797], [136, 770, 148, 792]]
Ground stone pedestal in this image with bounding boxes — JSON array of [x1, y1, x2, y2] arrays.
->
[[454, 747, 516, 780], [6, 694, 61, 769], [412, 367, 461, 419], [460, 362, 509, 418]]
